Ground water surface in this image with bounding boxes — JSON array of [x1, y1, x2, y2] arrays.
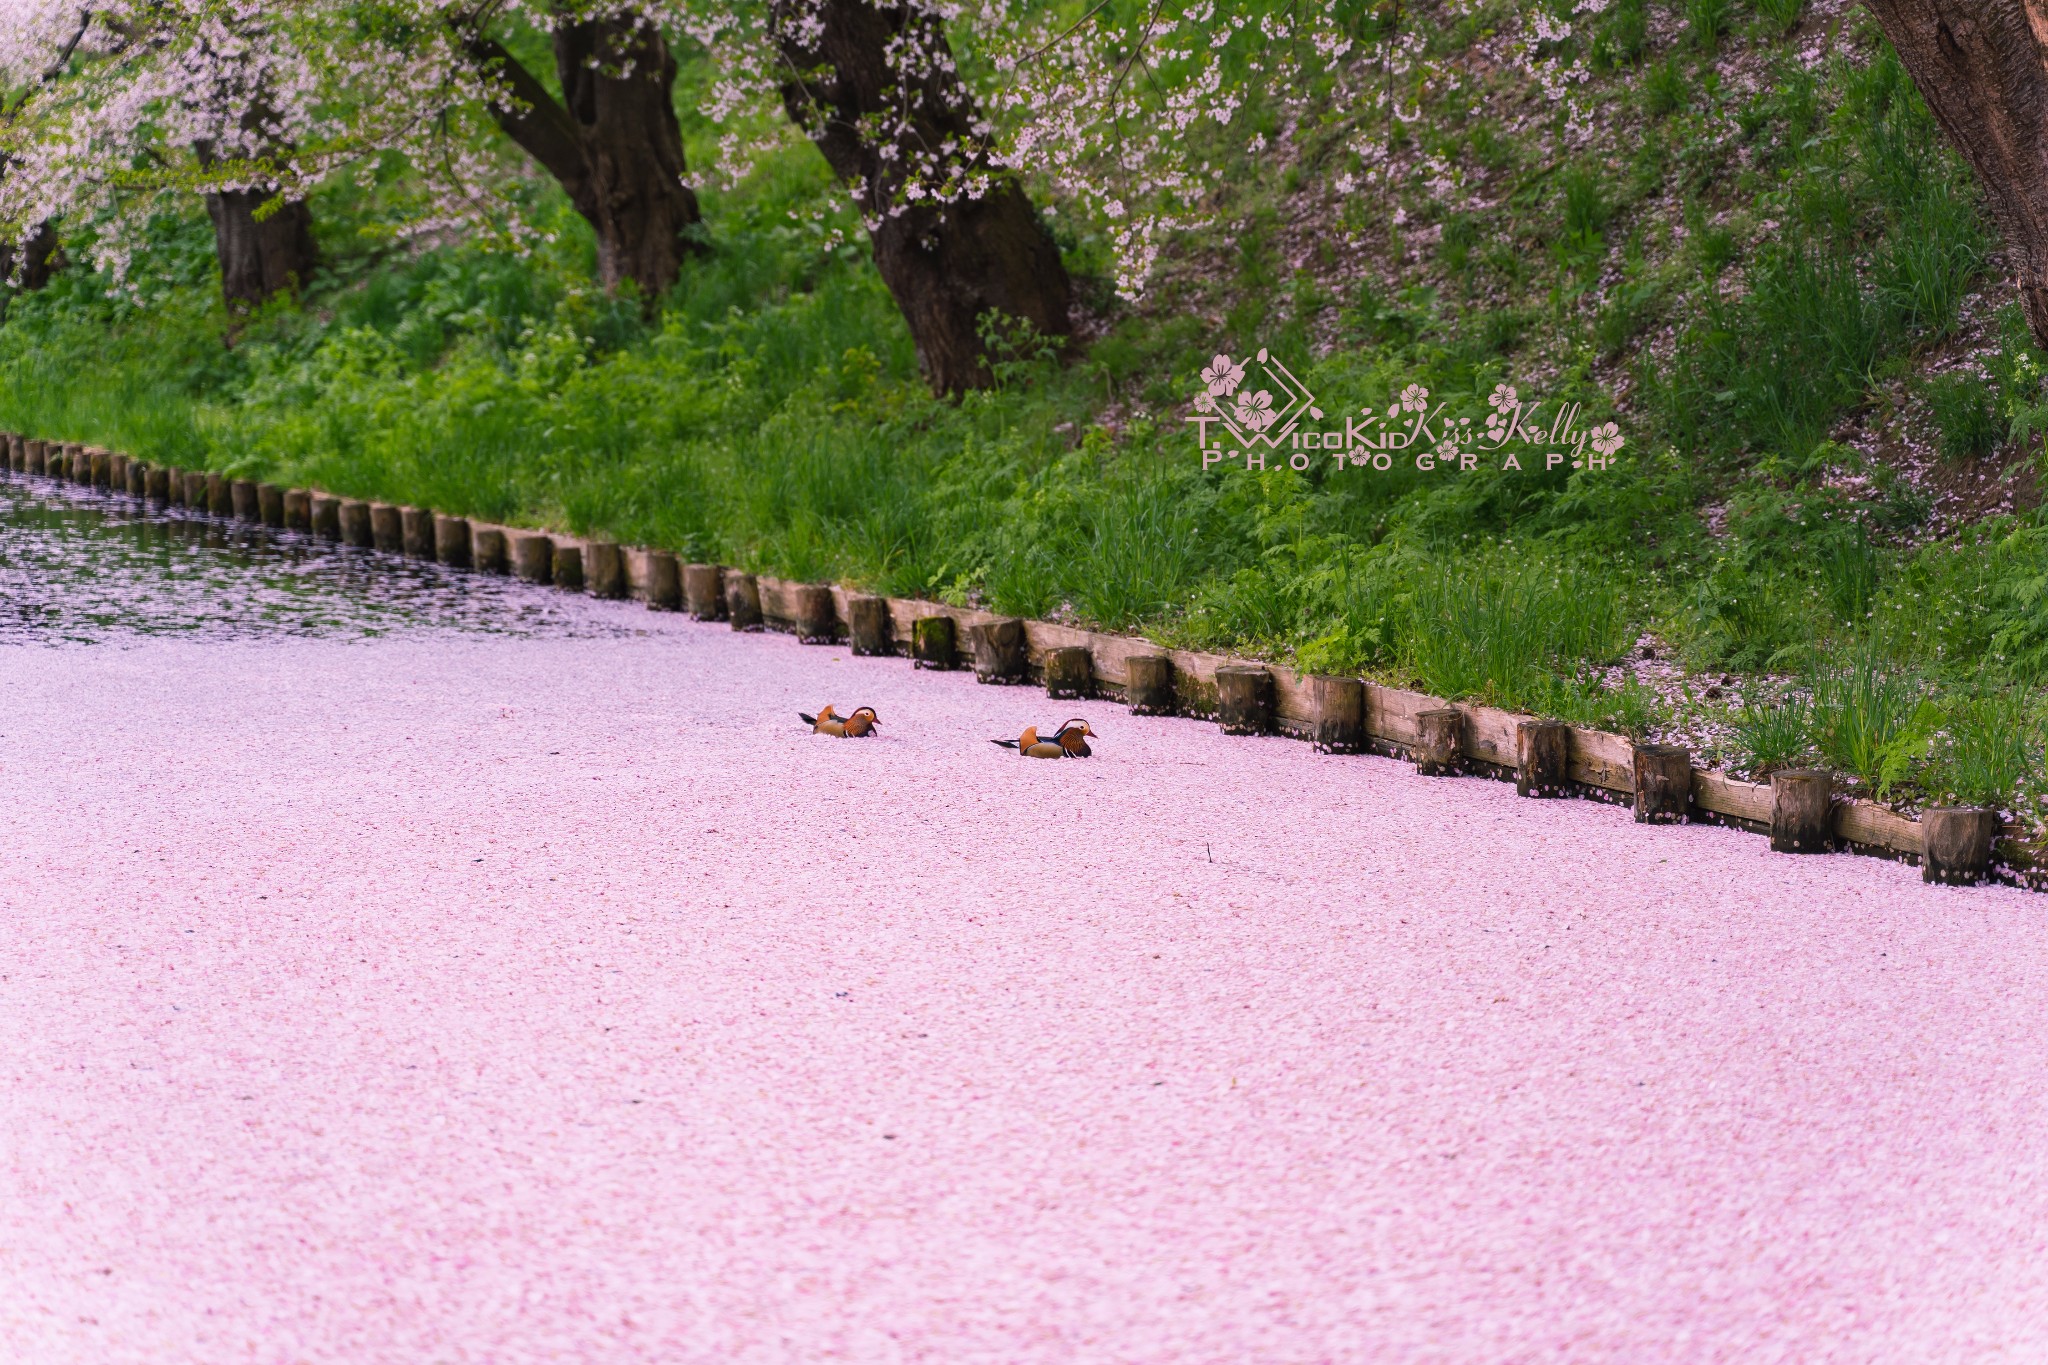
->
[[0, 473, 628, 644]]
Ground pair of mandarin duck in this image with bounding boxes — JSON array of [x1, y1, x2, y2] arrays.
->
[[797, 707, 1097, 758]]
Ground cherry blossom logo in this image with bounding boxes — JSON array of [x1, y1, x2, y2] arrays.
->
[[1189, 347, 1321, 447]]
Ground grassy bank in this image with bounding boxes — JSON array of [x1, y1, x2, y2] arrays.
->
[[1, 6, 2043, 818]]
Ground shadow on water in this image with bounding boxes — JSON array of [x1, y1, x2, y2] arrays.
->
[[0, 476, 633, 645]]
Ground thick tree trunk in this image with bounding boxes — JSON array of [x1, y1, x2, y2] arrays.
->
[[0, 221, 58, 291], [203, 187, 316, 306], [1863, 2, 2048, 347], [466, 14, 704, 300], [770, 0, 1074, 394]]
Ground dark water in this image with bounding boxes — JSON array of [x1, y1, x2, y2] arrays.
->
[[0, 475, 633, 644]]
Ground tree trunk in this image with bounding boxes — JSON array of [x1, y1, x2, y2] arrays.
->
[[0, 221, 58, 291], [203, 186, 316, 306], [1863, 2, 2048, 347], [770, 0, 1074, 394], [465, 13, 704, 300]]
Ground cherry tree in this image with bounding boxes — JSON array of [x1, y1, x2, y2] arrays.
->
[[448, 4, 706, 299], [0, 1, 325, 303], [1862, 1, 2048, 349]]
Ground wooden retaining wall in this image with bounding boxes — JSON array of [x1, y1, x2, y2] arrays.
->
[[3, 433, 2035, 891]]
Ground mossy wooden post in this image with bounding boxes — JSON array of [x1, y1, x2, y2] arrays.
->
[[1216, 665, 1274, 735], [725, 571, 762, 629], [646, 551, 683, 609], [401, 507, 436, 558], [510, 532, 553, 584], [231, 479, 258, 521], [1414, 708, 1463, 776], [90, 449, 110, 488], [970, 618, 1025, 683], [258, 483, 285, 527], [68, 445, 89, 484], [587, 542, 626, 599], [153, 467, 176, 505], [1769, 769, 1835, 854], [472, 527, 508, 575], [4, 434, 18, 471], [1632, 744, 1693, 824], [1311, 676, 1365, 753], [126, 462, 147, 498], [847, 594, 892, 655], [1045, 646, 1092, 700], [339, 499, 373, 548], [912, 615, 956, 669], [310, 494, 341, 538], [1125, 654, 1175, 715], [284, 489, 312, 530], [793, 584, 837, 643], [684, 564, 725, 620], [369, 503, 402, 552], [1516, 721, 1570, 798], [552, 543, 585, 591], [111, 454, 130, 491], [24, 440, 45, 475], [206, 473, 232, 516], [434, 516, 472, 568], [1922, 807, 1998, 886]]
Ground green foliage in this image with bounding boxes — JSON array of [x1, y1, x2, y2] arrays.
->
[[1754, 0, 1806, 35], [1925, 371, 2001, 462], [1928, 692, 2041, 808], [1733, 692, 1814, 774], [1644, 57, 1688, 118], [1808, 645, 1929, 794]]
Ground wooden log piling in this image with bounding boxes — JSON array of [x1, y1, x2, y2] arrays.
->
[[1632, 744, 1693, 824], [911, 615, 956, 669], [684, 563, 725, 620], [1769, 770, 1835, 854], [725, 572, 762, 629], [1124, 655, 1176, 715], [339, 500, 374, 548], [369, 503, 403, 552], [646, 551, 683, 609], [1922, 807, 1998, 886], [1516, 720, 1570, 798], [258, 483, 285, 527], [1045, 646, 1093, 700], [792, 584, 837, 642], [472, 527, 508, 575], [231, 479, 258, 521], [509, 531, 553, 584], [434, 516, 472, 568], [969, 618, 1026, 683], [1414, 708, 1463, 776], [310, 493, 341, 538], [401, 507, 436, 559], [206, 473, 232, 516], [552, 542, 584, 591], [284, 489, 312, 530], [847, 594, 892, 655], [586, 542, 626, 599], [1216, 665, 1274, 736], [1311, 676, 1365, 753]]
